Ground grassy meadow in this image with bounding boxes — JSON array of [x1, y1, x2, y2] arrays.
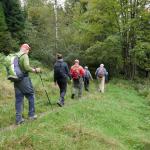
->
[[0, 59, 150, 150]]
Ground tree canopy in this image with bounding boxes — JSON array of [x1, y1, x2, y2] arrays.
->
[[0, 0, 149, 78]]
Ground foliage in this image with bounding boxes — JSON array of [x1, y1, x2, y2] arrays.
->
[[133, 42, 150, 71], [24, 0, 56, 66], [1, 0, 26, 50], [0, 2, 12, 54], [63, 0, 150, 78], [0, 0, 150, 78]]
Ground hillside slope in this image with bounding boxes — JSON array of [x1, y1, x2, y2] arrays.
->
[[0, 65, 150, 150], [0, 83, 150, 150]]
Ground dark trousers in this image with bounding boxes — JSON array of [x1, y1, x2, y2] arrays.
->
[[14, 77, 35, 123], [84, 78, 89, 91], [57, 79, 67, 104]]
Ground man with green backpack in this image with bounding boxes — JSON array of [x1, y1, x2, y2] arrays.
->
[[6, 44, 41, 125]]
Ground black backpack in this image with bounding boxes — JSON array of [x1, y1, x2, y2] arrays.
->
[[54, 62, 66, 79]]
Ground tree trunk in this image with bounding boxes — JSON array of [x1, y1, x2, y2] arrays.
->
[[54, 0, 58, 51]]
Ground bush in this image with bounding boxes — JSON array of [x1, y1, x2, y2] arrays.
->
[[133, 78, 150, 99]]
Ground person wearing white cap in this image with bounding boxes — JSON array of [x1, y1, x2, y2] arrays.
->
[[95, 64, 107, 93]]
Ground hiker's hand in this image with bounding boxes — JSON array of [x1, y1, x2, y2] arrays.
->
[[35, 68, 41, 73]]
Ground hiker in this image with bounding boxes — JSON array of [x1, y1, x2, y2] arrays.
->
[[14, 44, 41, 125], [83, 66, 93, 91], [54, 53, 71, 107], [95, 64, 107, 93], [70, 59, 85, 99]]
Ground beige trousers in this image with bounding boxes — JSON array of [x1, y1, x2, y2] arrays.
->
[[98, 76, 105, 93]]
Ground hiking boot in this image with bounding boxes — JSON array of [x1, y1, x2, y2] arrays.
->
[[71, 94, 75, 99], [16, 118, 25, 125], [29, 114, 37, 120], [57, 101, 63, 107]]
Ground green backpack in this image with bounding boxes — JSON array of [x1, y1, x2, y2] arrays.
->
[[5, 53, 25, 82]]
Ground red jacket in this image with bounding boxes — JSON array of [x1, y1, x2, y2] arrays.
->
[[70, 64, 85, 78]]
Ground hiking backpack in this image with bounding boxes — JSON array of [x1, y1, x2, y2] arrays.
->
[[98, 68, 105, 78], [71, 66, 80, 80], [54, 62, 66, 79], [5, 53, 24, 82]]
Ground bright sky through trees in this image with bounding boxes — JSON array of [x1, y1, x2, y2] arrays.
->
[[20, 0, 66, 7]]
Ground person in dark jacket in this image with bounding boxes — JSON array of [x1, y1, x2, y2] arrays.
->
[[54, 53, 71, 107]]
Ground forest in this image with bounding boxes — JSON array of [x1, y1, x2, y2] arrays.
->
[[0, 0, 149, 79]]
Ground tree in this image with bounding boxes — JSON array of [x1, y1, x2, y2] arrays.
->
[[25, 0, 56, 66], [1, 0, 26, 49], [64, 0, 150, 78], [0, 2, 12, 54], [113, 0, 150, 79]]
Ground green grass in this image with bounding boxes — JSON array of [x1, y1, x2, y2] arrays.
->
[[0, 59, 150, 149]]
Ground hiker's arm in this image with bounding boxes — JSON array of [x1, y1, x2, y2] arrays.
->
[[54, 75, 57, 83], [23, 55, 35, 72], [95, 69, 98, 76], [89, 71, 93, 80], [65, 63, 71, 79], [104, 68, 107, 75], [53, 66, 57, 83]]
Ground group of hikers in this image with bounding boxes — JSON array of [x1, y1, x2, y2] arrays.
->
[[6, 44, 108, 125], [54, 53, 108, 107]]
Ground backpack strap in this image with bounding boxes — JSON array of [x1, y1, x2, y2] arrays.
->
[[16, 52, 26, 58], [17, 53, 27, 75]]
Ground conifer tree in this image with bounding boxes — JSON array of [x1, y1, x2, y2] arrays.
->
[[0, 2, 12, 54], [1, 0, 26, 47]]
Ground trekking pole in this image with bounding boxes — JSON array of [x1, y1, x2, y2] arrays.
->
[[38, 73, 53, 109]]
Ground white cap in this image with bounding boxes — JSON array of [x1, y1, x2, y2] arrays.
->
[[100, 64, 104, 67], [75, 59, 79, 64]]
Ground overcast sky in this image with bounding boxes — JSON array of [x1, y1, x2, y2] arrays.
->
[[20, 0, 66, 7], [57, 0, 66, 6]]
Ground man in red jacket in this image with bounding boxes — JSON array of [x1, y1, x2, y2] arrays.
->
[[70, 59, 85, 99]]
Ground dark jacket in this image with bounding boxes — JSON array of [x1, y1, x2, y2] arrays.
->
[[54, 59, 70, 82]]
